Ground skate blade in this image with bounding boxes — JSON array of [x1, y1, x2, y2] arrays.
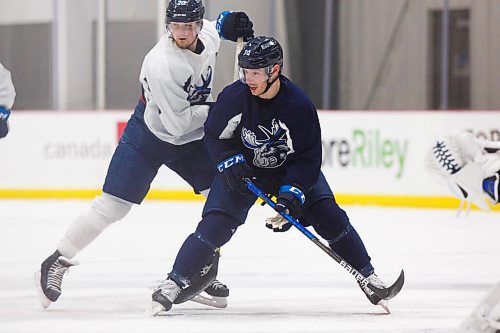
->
[[377, 299, 390, 314], [34, 271, 52, 309], [189, 293, 227, 309]]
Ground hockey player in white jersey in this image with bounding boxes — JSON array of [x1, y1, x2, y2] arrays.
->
[[35, 0, 254, 310], [0, 61, 15, 138], [427, 129, 500, 332]]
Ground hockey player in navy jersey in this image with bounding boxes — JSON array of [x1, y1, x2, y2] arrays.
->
[[0, 61, 15, 138], [35, 0, 253, 310], [150, 36, 402, 315]]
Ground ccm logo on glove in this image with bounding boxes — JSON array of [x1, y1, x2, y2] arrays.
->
[[217, 154, 246, 172], [282, 185, 306, 204]]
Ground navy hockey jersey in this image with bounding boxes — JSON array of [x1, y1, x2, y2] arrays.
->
[[204, 76, 322, 194]]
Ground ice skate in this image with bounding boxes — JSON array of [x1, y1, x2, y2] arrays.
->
[[35, 250, 77, 309], [190, 279, 229, 308], [358, 273, 391, 314], [151, 278, 182, 316]]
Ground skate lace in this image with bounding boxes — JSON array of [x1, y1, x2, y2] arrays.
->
[[360, 274, 387, 296], [432, 140, 473, 216], [209, 279, 227, 291], [432, 141, 462, 175], [154, 279, 181, 301], [367, 274, 387, 288], [47, 260, 70, 292]]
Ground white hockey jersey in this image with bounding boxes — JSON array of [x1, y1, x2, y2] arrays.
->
[[0, 62, 16, 109], [140, 19, 220, 145]]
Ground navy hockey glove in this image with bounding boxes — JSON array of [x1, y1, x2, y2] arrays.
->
[[0, 106, 10, 138], [217, 152, 255, 194], [216, 11, 254, 42], [275, 185, 306, 218]]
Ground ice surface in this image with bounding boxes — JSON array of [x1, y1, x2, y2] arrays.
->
[[1, 200, 499, 332]]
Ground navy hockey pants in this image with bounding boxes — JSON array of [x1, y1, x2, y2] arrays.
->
[[102, 100, 217, 204], [172, 171, 374, 281]]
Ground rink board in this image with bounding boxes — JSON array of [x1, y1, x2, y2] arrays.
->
[[0, 110, 499, 210]]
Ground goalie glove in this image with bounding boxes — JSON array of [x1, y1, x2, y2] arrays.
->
[[265, 214, 292, 232], [427, 130, 500, 212]]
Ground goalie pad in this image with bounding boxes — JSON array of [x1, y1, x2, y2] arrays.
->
[[173, 249, 220, 304], [427, 130, 500, 211], [460, 281, 500, 332]]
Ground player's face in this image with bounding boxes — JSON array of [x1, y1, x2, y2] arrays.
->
[[240, 65, 279, 96], [247, 78, 269, 96], [168, 21, 202, 50]]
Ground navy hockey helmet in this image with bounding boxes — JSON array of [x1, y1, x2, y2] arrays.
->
[[238, 36, 284, 70], [166, 0, 205, 24]]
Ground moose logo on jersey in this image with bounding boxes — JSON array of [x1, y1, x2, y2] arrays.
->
[[241, 118, 294, 168], [183, 66, 212, 105]]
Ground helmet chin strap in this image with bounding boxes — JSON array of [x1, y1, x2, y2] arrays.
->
[[260, 74, 279, 96]]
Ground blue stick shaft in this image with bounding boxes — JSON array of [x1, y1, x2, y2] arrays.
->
[[246, 181, 317, 239], [244, 179, 371, 285], [244, 179, 404, 301]]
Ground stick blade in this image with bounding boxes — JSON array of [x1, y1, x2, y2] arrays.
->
[[369, 269, 405, 301]]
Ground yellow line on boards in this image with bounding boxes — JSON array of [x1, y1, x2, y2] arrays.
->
[[0, 189, 498, 211], [0, 189, 204, 201], [336, 194, 500, 211]]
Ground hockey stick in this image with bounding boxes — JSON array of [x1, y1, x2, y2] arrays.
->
[[244, 178, 405, 301], [233, 37, 244, 81]]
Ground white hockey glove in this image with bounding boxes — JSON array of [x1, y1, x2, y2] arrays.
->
[[265, 213, 292, 232], [427, 130, 500, 212]]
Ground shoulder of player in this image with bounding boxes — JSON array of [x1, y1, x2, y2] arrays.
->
[[198, 19, 221, 52], [142, 38, 180, 75], [219, 81, 248, 100], [142, 52, 168, 79], [280, 77, 316, 113], [211, 82, 247, 118]]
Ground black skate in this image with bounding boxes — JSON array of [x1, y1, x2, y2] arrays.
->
[[358, 273, 391, 313], [35, 250, 77, 309], [189, 279, 229, 308], [173, 249, 229, 309], [204, 279, 229, 297], [151, 278, 182, 316]]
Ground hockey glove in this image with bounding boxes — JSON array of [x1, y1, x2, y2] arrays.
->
[[217, 152, 255, 194], [0, 106, 10, 121], [216, 11, 254, 42], [275, 185, 306, 218], [0, 106, 10, 138]]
